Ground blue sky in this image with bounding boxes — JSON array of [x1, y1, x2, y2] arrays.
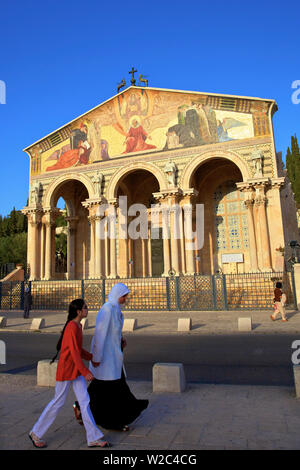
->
[[0, 0, 299, 216]]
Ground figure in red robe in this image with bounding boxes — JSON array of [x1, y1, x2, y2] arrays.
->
[[123, 119, 156, 154], [46, 124, 91, 172]]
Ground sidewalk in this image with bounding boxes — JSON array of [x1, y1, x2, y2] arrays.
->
[[0, 308, 300, 335], [1, 373, 300, 450], [1, 308, 300, 450]]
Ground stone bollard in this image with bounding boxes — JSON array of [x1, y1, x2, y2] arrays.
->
[[81, 318, 88, 329], [30, 318, 46, 331], [123, 319, 137, 332], [153, 363, 186, 393], [0, 317, 7, 328], [37, 359, 58, 386], [238, 317, 252, 332], [178, 318, 192, 332]]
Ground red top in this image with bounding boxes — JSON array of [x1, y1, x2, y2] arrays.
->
[[56, 321, 92, 381], [274, 288, 282, 302]]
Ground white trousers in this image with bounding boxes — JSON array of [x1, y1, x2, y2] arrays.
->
[[31, 375, 103, 444]]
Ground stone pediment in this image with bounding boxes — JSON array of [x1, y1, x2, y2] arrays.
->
[[23, 86, 277, 178]]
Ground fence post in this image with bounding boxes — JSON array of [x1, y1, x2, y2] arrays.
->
[[9, 282, 12, 311], [166, 277, 170, 311], [81, 279, 85, 299], [211, 275, 217, 310], [102, 278, 106, 305], [222, 274, 228, 310], [20, 281, 25, 310], [291, 265, 298, 310], [175, 276, 180, 310]]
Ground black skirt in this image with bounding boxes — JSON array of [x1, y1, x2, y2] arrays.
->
[[87, 371, 149, 430]]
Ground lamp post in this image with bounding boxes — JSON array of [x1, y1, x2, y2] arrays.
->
[[289, 241, 300, 263]]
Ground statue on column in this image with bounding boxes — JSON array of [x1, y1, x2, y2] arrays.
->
[[250, 150, 264, 178], [31, 181, 41, 205], [164, 160, 177, 187], [92, 171, 104, 197]]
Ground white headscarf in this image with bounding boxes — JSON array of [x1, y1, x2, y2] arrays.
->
[[107, 283, 129, 307]]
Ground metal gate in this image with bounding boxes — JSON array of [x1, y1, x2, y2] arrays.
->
[[0, 270, 297, 311]]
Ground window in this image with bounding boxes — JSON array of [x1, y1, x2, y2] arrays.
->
[[213, 181, 249, 251]]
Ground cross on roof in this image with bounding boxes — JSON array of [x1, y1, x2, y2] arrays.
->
[[129, 67, 137, 86]]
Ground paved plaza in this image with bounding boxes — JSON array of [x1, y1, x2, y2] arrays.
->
[[1, 308, 300, 450]]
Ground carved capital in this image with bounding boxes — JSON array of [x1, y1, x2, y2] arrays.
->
[[270, 177, 285, 190], [82, 196, 107, 209], [153, 189, 183, 204], [244, 199, 255, 210], [65, 216, 79, 231], [254, 196, 268, 207]]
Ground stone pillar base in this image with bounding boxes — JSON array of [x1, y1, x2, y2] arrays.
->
[[152, 363, 186, 393], [37, 359, 58, 386]]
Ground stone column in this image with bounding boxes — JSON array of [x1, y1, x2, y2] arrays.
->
[[147, 225, 152, 277], [142, 238, 148, 277], [109, 237, 117, 278], [170, 205, 180, 275], [105, 220, 110, 277], [88, 215, 95, 279], [183, 204, 195, 275], [160, 203, 171, 276], [30, 218, 39, 280], [153, 190, 183, 276], [162, 237, 171, 276], [244, 198, 259, 272], [26, 209, 43, 280], [293, 263, 300, 310], [66, 217, 78, 280], [44, 216, 53, 281], [94, 215, 104, 278], [180, 190, 198, 276], [107, 202, 118, 279], [179, 210, 186, 275], [40, 222, 45, 279], [255, 194, 272, 271]]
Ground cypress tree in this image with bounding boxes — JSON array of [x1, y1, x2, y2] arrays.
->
[[286, 146, 295, 192], [286, 134, 300, 204]]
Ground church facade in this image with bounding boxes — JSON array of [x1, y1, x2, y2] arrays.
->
[[23, 86, 298, 281]]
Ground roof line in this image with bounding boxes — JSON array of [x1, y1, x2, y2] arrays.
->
[[23, 86, 277, 151]]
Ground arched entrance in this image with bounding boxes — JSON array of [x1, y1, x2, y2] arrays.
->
[[191, 158, 249, 274], [42, 179, 90, 279], [114, 169, 162, 277]]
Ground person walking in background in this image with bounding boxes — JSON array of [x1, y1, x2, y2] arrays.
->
[[270, 281, 288, 322], [23, 287, 32, 319], [28, 298, 111, 449], [73, 283, 149, 431]]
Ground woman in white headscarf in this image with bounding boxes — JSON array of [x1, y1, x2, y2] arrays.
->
[[73, 283, 148, 431]]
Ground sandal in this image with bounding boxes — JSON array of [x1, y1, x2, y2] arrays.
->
[[73, 402, 83, 426], [88, 439, 112, 448], [29, 431, 47, 448]]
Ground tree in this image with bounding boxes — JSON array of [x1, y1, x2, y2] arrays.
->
[[0, 208, 28, 268], [286, 134, 300, 204]]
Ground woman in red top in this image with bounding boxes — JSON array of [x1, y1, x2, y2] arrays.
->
[[29, 299, 111, 448]]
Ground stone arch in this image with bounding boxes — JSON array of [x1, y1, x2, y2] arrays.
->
[[106, 161, 167, 201], [43, 173, 95, 212], [180, 149, 251, 190]]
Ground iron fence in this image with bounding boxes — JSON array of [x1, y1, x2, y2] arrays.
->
[[0, 263, 15, 279], [0, 270, 297, 312]]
